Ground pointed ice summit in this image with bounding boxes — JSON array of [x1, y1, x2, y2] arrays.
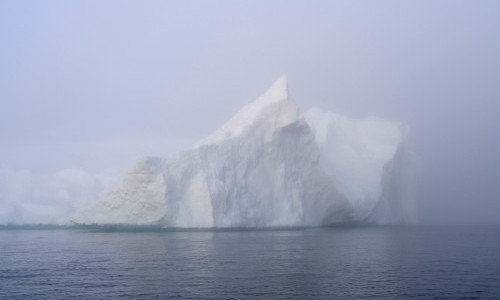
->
[[200, 74, 293, 146], [74, 76, 416, 227]]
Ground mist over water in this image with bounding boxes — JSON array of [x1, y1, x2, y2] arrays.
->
[[1, 3, 499, 300], [1, 1, 499, 225]]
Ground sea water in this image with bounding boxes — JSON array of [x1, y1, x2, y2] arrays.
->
[[1, 226, 499, 299]]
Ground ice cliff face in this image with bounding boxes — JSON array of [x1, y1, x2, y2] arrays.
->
[[74, 76, 415, 227]]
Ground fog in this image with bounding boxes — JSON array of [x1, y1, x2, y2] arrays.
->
[[1, 1, 499, 224]]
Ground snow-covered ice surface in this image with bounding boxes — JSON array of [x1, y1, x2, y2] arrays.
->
[[74, 76, 416, 228]]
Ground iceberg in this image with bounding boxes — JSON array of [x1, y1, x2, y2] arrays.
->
[[74, 76, 415, 227]]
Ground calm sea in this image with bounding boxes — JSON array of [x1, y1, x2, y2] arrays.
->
[[1, 226, 499, 299]]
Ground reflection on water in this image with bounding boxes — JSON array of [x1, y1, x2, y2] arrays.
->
[[1, 226, 499, 299]]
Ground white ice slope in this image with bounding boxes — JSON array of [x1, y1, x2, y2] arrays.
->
[[74, 76, 414, 227]]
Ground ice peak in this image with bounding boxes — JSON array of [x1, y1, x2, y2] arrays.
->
[[198, 75, 296, 146], [259, 74, 288, 104]]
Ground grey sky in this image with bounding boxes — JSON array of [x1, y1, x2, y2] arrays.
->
[[1, 0, 499, 224]]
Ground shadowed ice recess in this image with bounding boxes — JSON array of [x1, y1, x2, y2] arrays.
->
[[74, 76, 417, 228]]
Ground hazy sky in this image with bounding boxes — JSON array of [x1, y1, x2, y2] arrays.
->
[[1, 0, 499, 224]]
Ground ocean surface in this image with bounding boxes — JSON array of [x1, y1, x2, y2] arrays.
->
[[1, 225, 499, 299]]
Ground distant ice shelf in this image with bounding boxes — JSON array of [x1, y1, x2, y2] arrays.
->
[[74, 76, 416, 228]]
